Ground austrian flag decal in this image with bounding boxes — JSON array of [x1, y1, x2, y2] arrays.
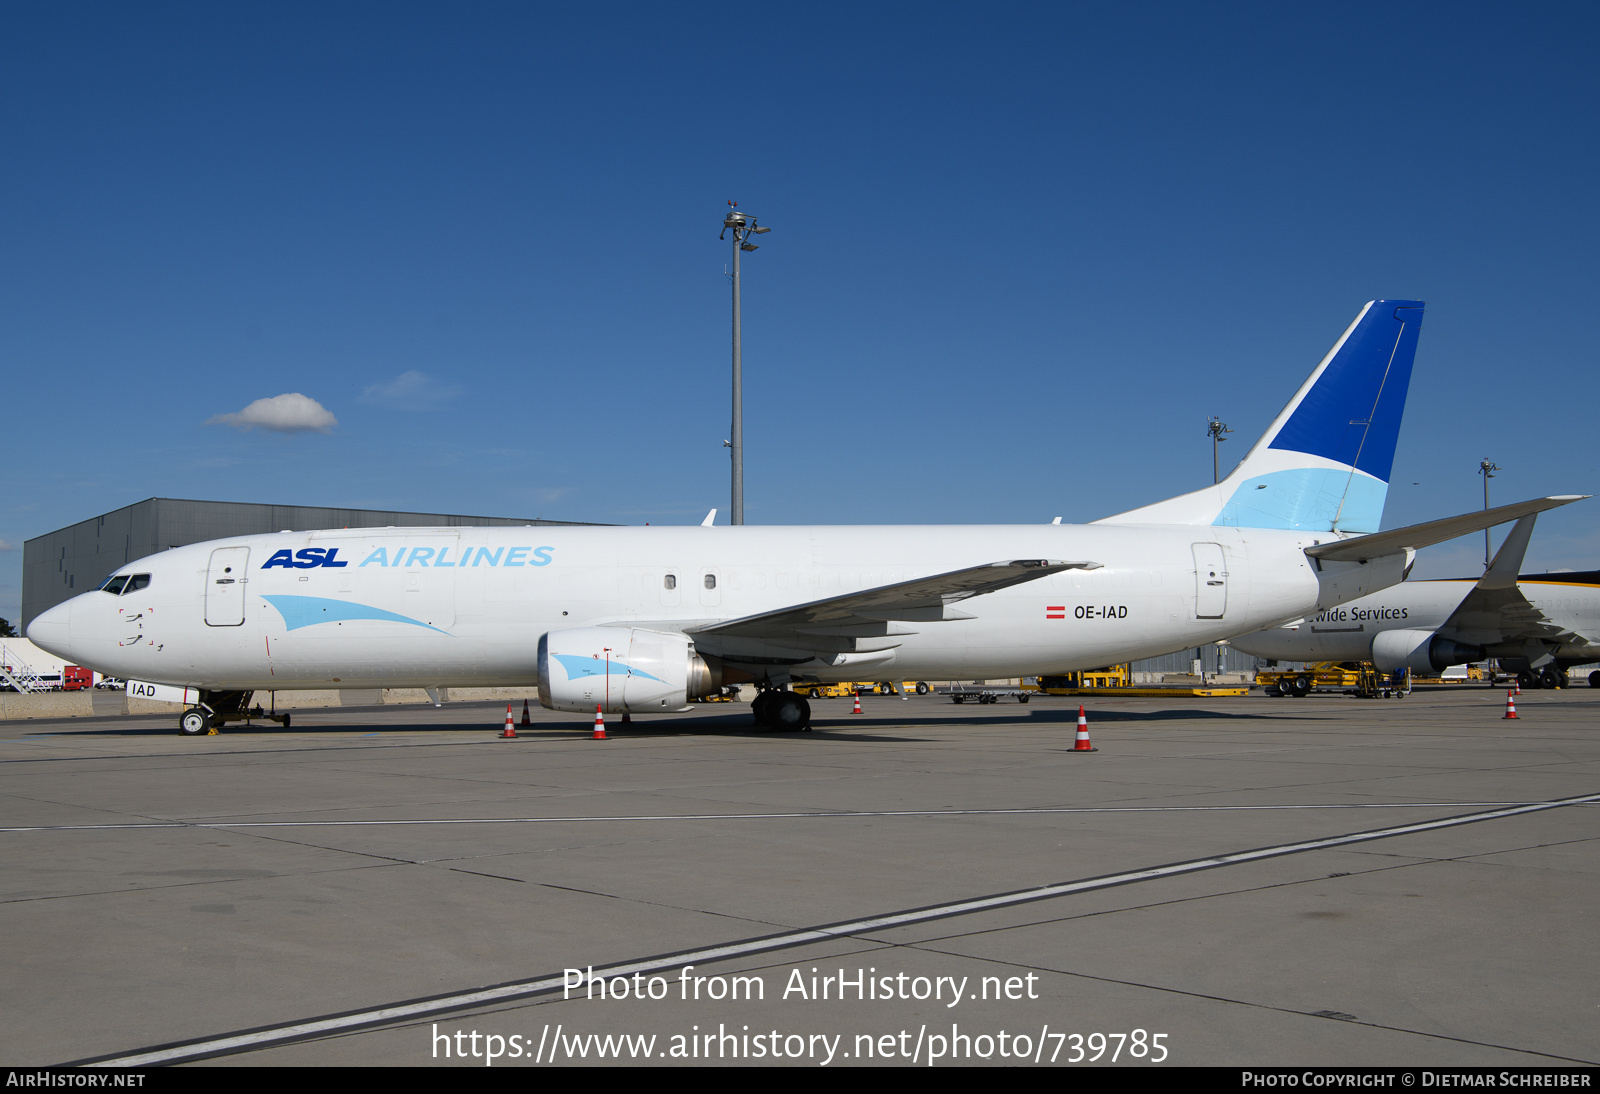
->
[[1046, 605, 1065, 619]]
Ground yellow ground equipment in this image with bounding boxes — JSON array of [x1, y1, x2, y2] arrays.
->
[[1032, 665, 1132, 692], [793, 681, 932, 699], [1257, 661, 1412, 698], [1353, 664, 1411, 699], [791, 682, 858, 700], [1029, 666, 1248, 699]]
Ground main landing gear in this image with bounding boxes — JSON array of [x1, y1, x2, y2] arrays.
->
[[1516, 667, 1569, 690], [751, 689, 811, 731]]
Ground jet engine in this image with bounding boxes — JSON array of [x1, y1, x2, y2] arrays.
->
[[537, 627, 720, 713], [1370, 628, 1485, 674]]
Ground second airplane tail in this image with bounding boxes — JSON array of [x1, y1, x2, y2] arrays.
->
[[1097, 299, 1424, 532]]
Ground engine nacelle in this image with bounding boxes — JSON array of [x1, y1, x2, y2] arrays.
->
[[1370, 628, 1486, 674], [537, 627, 720, 713]]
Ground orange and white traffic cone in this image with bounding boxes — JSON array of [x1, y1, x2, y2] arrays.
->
[[1071, 704, 1098, 752], [1513, 677, 1521, 696], [1503, 692, 1519, 719], [520, 699, 531, 726], [851, 691, 863, 714], [593, 705, 608, 739], [500, 703, 517, 739]]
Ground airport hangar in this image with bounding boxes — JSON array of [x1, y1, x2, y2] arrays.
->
[[20, 497, 603, 632]]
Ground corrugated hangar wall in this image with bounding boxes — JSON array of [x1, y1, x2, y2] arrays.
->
[[22, 497, 601, 628]]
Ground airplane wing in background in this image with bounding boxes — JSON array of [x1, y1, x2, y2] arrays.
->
[[1437, 515, 1589, 663]]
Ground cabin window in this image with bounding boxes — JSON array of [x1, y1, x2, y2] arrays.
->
[[663, 574, 676, 590], [703, 574, 716, 590], [100, 575, 129, 595], [123, 574, 151, 594]]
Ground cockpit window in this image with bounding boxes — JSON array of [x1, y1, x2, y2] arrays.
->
[[100, 575, 129, 595], [124, 574, 151, 594]]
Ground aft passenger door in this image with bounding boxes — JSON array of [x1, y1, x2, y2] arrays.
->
[[1192, 542, 1228, 619], [206, 547, 249, 626]]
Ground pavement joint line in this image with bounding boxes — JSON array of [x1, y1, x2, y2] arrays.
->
[[71, 788, 1600, 1068], [5, 799, 1597, 834], [898, 938, 1597, 1067]]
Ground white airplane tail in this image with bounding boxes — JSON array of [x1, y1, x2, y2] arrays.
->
[[1096, 300, 1424, 533]]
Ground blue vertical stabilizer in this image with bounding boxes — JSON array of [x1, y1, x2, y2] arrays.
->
[[1097, 300, 1424, 532]]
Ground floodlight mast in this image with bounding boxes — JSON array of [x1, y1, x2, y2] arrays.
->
[[1207, 417, 1233, 484], [720, 201, 770, 526], [1479, 458, 1501, 571]]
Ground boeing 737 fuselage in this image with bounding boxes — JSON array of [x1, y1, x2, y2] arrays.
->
[[26, 300, 1586, 732]]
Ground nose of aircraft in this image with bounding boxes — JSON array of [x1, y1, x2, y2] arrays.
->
[[26, 600, 74, 661]]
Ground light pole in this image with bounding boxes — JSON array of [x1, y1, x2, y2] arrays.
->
[[1207, 417, 1233, 484], [1479, 458, 1500, 571], [720, 201, 770, 526]]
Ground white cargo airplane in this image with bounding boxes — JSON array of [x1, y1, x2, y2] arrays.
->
[[26, 300, 1585, 734], [1230, 513, 1600, 689]]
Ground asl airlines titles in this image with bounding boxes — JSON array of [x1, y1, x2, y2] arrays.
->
[[260, 546, 556, 570]]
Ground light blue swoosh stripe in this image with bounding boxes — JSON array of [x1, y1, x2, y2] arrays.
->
[[552, 654, 663, 683], [1214, 467, 1388, 533], [260, 595, 453, 635]]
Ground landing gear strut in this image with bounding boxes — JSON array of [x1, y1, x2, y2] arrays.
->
[[175, 690, 293, 735]]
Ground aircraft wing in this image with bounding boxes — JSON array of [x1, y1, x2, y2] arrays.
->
[[1435, 514, 1583, 652], [686, 559, 1099, 656], [1304, 495, 1587, 563]]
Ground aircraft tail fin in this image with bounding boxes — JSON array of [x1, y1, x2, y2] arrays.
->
[[1096, 300, 1424, 531]]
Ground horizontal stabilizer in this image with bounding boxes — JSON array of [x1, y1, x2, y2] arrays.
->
[[1304, 496, 1586, 563]]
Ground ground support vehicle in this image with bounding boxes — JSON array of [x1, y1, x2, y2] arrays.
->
[[793, 681, 932, 699], [791, 682, 859, 700], [937, 684, 1031, 704], [1257, 662, 1365, 697], [876, 680, 932, 695], [1030, 666, 1249, 698], [1353, 664, 1411, 699], [1033, 665, 1132, 690], [1258, 661, 1415, 698]]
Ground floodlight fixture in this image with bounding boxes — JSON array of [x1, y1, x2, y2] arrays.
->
[[721, 200, 772, 526], [1207, 417, 1234, 483]]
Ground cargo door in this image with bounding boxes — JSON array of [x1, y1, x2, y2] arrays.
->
[[1192, 542, 1228, 619], [206, 547, 250, 626]]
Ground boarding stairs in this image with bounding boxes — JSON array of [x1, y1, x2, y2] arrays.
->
[[0, 644, 48, 693]]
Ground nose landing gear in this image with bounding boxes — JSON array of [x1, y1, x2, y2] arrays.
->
[[176, 690, 292, 735]]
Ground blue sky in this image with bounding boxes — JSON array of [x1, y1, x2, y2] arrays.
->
[[3, 2, 1597, 624]]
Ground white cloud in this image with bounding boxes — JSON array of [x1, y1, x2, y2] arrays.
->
[[0, 539, 15, 551], [359, 369, 461, 409], [208, 393, 338, 434]]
